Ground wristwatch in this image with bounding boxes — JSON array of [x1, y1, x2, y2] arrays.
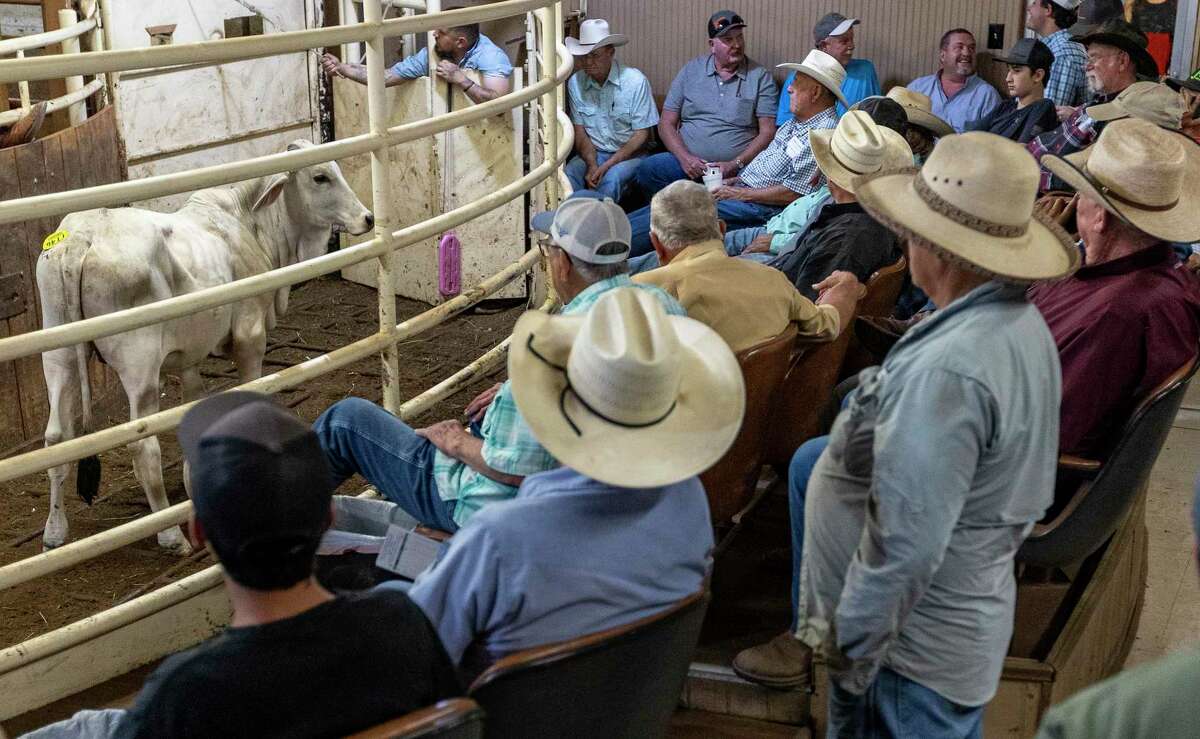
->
[[734, 157, 745, 171]]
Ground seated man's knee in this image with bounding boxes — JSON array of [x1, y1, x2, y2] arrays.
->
[[314, 397, 378, 440], [788, 437, 828, 502]]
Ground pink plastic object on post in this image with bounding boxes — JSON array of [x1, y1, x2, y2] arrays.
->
[[438, 231, 462, 298]]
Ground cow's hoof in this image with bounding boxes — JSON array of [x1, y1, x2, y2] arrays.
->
[[158, 526, 193, 557], [41, 536, 64, 552]]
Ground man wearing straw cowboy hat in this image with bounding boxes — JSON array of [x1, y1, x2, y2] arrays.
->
[[625, 48, 846, 256], [563, 19, 659, 203], [1032, 118, 1200, 459], [746, 134, 1077, 735], [766, 110, 912, 296], [404, 288, 740, 675]]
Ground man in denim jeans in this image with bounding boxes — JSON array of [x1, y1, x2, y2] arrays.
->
[[313, 198, 681, 532]]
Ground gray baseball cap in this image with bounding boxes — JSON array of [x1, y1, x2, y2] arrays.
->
[[814, 13, 859, 44], [531, 197, 631, 265]]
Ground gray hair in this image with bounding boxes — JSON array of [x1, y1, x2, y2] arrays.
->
[[649, 181, 723, 248], [566, 251, 628, 283]]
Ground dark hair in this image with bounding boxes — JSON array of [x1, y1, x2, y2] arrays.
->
[[1038, 0, 1079, 31], [940, 28, 975, 50], [442, 6, 480, 46]]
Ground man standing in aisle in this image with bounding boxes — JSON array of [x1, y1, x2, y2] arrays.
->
[[1027, 0, 1089, 117]]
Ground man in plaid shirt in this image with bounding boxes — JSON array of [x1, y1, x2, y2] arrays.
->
[[313, 198, 682, 533], [1027, 0, 1088, 112], [1027, 20, 1144, 191], [626, 50, 843, 256]]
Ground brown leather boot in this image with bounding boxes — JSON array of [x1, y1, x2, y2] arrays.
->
[[731, 632, 813, 689]]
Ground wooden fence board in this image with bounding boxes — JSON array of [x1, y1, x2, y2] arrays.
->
[[0, 147, 32, 449]]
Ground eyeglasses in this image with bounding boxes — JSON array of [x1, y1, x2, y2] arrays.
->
[[1086, 51, 1122, 65]]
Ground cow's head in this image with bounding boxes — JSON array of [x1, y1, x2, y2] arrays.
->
[[253, 140, 374, 247]]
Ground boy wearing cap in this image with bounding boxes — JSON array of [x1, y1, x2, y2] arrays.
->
[[1027, 0, 1089, 113], [24, 394, 459, 739], [403, 288, 732, 678], [564, 20, 658, 202], [966, 38, 1060, 143], [314, 199, 678, 538], [777, 12, 882, 124], [633, 10, 778, 199]]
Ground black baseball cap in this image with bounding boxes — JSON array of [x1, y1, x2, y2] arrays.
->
[[1166, 67, 1200, 95], [708, 10, 746, 39], [995, 38, 1055, 78], [179, 392, 335, 590], [850, 96, 909, 136]]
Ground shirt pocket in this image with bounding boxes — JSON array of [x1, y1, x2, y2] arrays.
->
[[731, 96, 757, 127]]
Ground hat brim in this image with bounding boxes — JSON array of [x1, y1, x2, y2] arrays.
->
[[711, 22, 747, 38], [1085, 99, 1129, 122], [1044, 142, 1200, 243], [824, 18, 860, 38], [809, 129, 876, 193], [530, 209, 555, 234], [508, 311, 746, 488], [776, 63, 849, 109], [1165, 77, 1200, 94], [897, 105, 954, 137], [564, 34, 628, 55], [855, 168, 1081, 282]]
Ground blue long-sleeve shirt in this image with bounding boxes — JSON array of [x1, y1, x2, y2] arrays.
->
[[776, 59, 881, 124], [795, 281, 1059, 707]]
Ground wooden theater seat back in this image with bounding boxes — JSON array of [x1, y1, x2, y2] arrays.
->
[[344, 698, 485, 739]]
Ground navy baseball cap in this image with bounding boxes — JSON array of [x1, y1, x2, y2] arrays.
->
[[708, 10, 746, 39], [179, 392, 334, 590]]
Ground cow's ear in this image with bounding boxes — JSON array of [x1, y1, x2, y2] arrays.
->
[[252, 173, 289, 211]]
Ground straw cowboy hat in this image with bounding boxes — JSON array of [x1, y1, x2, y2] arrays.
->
[[1044, 118, 1200, 244], [809, 111, 914, 193], [855, 132, 1080, 282], [777, 49, 849, 109], [509, 288, 745, 488], [565, 19, 628, 56], [1086, 81, 1188, 131], [885, 86, 954, 138]]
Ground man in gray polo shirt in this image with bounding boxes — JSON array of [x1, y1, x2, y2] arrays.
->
[[633, 10, 778, 199]]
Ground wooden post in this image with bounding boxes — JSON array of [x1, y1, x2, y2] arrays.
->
[[57, 9, 86, 127]]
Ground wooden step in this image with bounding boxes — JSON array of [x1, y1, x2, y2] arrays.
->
[[682, 659, 810, 726]]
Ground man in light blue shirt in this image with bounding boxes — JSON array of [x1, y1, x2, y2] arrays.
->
[[321, 17, 512, 105], [908, 29, 1002, 132], [564, 20, 659, 202], [777, 13, 882, 123], [408, 287, 744, 677]]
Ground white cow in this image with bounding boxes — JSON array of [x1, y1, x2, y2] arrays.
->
[[36, 140, 372, 553]]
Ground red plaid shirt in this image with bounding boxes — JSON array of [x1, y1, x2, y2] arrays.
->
[[1027, 106, 1100, 192]]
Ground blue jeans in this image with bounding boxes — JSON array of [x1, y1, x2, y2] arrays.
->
[[634, 151, 691, 199], [21, 709, 125, 739], [313, 398, 459, 532], [827, 668, 984, 739], [564, 152, 643, 203], [626, 199, 783, 258], [788, 435, 829, 628], [725, 226, 766, 256]]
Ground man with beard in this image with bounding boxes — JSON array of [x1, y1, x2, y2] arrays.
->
[[1027, 19, 1154, 191], [908, 29, 1002, 132]]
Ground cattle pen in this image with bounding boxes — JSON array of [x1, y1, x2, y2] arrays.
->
[[0, 0, 572, 720]]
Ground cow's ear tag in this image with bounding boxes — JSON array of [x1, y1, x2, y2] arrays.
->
[[42, 230, 69, 251]]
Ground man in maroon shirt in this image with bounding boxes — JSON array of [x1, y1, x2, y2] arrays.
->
[[1036, 119, 1200, 458]]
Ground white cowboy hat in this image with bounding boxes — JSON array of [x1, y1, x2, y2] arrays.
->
[[810, 111, 893, 193], [886, 86, 954, 138], [565, 19, 628, 56], [509, 288, 745, 488], [777, 49, 848, 110], [855, 132, 1080, 282], [1044, 118, 1200, 244]]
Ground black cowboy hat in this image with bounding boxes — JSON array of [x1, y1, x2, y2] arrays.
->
[[1073, 19, 1159, 80]]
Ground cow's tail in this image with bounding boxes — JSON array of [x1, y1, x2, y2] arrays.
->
[[38, 233, 101, 503]]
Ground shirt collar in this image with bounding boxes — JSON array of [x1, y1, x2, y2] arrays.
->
[[562, 273, 634, 311], [460, 36, 482, 64], [668, 239, 726, 264], [705, 54, 747, 79], [1076, 242, 1174, 278], [897, 280, 1026, 349]]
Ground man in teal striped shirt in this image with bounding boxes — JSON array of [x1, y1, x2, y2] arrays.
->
[[313, 198, 682, 532]]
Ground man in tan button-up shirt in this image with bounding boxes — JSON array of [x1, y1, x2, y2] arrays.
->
[[633, 181, 861, 353]]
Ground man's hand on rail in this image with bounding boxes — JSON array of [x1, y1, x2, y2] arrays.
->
[[320, 52, 346, 78], [464, 383, 502, 424]]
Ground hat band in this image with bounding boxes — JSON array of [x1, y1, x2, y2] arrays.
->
[[830, 143, 879, 176], [526, 334, 678, 437], [913, 175, 1028, 238], [1085, 168, 1181, 211]]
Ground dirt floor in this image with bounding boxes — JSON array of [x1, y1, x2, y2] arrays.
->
[[0, 275, 523, 649]]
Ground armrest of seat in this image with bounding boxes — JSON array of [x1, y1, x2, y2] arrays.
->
[[414, 526, 453, 542], [1058, 454, 1101, 476]]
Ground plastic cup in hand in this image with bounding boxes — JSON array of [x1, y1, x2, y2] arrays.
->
[[702, 165, 723, 193]]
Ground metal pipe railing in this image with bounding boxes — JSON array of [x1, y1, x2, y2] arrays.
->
[[0, 15, 98, 57], [0, 78, 103, 127]]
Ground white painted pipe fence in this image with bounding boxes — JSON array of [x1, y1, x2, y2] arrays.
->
[[0, 0, 572, 713]]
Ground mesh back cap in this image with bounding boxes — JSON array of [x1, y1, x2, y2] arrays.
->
[[530, 197, 632, 265]]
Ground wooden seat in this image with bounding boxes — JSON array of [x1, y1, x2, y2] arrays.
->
[[468, 590, 709, 739], [1018, 352, 1200, 569], [344, 698, 485, 739], [699, 325, 798, 525], [838, 255, 908, 380]]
